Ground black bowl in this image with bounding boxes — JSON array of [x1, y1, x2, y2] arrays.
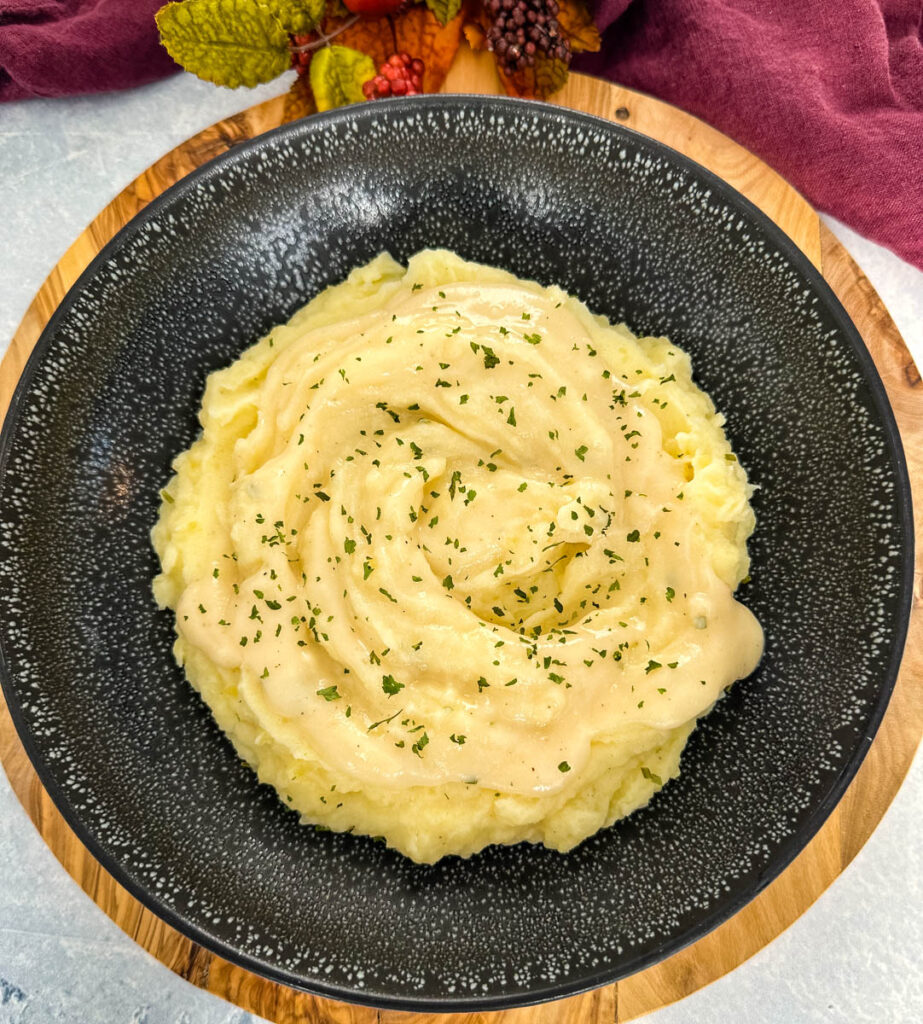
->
[[0, 96, 912, 1011]]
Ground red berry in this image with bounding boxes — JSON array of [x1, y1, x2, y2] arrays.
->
[[342, 0, 405, 16], [290, 33, 313, 76], [362, 52, 425, 100]]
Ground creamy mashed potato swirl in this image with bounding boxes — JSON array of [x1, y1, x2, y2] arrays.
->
[[152, 250, 763, 863]]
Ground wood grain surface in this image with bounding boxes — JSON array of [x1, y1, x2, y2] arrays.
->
[[1, 48, 920, 1024]]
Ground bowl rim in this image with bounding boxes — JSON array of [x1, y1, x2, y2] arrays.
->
[[0, 93, 915, 1012]]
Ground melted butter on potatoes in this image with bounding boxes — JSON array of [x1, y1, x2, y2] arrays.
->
[[152, 250, 763, 864]]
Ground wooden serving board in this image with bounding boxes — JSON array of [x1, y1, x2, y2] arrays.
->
[[1, 48, 921, 1024]]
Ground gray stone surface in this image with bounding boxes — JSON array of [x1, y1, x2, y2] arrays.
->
[[1, 71, 920, 1024]]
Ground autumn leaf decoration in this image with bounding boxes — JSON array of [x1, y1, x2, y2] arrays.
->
[[155, 0, 600, 110]]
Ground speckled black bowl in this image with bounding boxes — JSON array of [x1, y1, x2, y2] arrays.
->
[[0, 96, 913, 1010]]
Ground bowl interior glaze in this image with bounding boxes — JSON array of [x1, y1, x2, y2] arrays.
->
[[0, 97, 912, 1011]]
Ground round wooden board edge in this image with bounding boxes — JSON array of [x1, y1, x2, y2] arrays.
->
[[0, 68, 920, 1024]]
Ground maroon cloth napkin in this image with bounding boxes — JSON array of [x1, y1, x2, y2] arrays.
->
[[0, 0, 175, 101], [575, 0, 923, 270]]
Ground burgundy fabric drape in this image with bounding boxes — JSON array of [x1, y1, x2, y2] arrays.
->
[[0, 0, 173, 102], [576, 0, 923, 269]]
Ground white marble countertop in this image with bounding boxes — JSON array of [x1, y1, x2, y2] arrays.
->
[[0, 73, 920, 1024]]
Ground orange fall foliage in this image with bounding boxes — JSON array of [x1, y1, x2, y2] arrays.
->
[[320, 5, 469, 93], [289, 0, 600, 109]]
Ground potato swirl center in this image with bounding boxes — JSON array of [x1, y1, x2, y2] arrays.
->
[[155, 251, 763, 796]]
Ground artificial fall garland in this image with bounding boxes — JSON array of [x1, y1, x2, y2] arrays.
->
[[155, 0, 601, 111]]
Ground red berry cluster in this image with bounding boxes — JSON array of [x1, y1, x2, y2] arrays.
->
[[362, 53, 425, 99], [484, 0, 571, 74], [290, 34, 312, 77]]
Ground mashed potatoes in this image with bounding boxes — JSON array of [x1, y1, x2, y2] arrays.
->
[[152, 250, 763, 863]]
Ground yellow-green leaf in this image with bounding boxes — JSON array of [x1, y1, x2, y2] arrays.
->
[[263, 0, 325, 34], [424, 0, 462, 27], [156, 0, 291, 89], [309, 45, 376, 111]]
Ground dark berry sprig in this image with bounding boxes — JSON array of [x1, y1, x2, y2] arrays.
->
[[362, 53, 425, 99], [484, 0, 571, 75]]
